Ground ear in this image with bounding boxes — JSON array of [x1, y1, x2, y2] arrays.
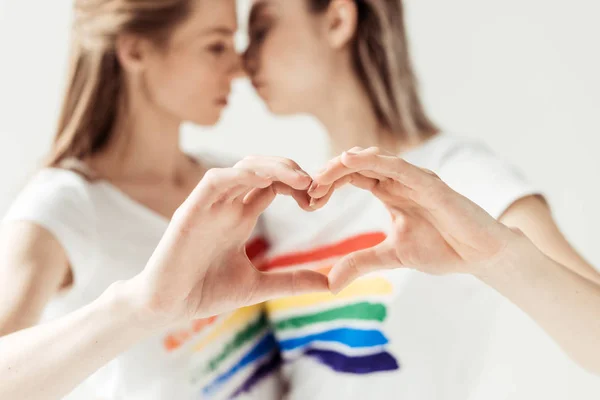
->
[[115, 33, 152, 73], [324, 0, 358, 49]]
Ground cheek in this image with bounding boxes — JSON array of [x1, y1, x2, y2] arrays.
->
[[146, 59, 222, 123], [263, 30, 327, 98]]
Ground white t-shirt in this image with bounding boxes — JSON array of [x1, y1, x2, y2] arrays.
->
[[2, 166, 282, 400], [260, 133, 540, 400]]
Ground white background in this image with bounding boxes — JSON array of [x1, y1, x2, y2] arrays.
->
[[1, 0, 600, 398]]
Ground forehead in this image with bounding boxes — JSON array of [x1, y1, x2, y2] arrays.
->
[[249, 0, 307, 21], [172, 0, 238, 40]]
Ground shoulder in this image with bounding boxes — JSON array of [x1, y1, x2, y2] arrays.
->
[[2, 168, 98, 268], [408, 133, 542, 219], [3, 168, 95, 223]]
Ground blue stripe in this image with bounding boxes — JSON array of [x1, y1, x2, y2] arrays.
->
[[203, 333, 277, 396], [279, 328, 388, 351]]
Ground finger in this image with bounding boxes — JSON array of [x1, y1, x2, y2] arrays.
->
[[308, 173, 355, 210], [310, 155, 353, 193], [341, 152, 440, 191], [184, 168, 272, 210], [243, 183, 312, 211], [220, 184, 259, 204], [244, 186, 278, 217], [346, 173, 379, 191], [311, 148, 383, 194], [250, 269, 330, 303], [327, 243, 399, 294], [235, 157, 312, 190], [271, 182, 312, 210], [242, 155, 304, 172], [310, 172, 389, 210], [242, 187, 264, 205]]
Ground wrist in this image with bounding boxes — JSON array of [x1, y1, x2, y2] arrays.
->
[[473, 229, 548, 287], [102, 279, 175, 333]]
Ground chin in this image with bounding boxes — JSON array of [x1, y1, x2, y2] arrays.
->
[[263, 99, 302, 116], [189, 112, 222, 127]]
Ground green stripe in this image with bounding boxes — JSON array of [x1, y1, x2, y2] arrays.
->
[[204, 313, 269, 374], [274, 302, 387, 331]]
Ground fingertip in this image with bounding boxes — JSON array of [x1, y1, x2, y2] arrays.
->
[[291, 175, 312, 191], [341, 151, 361, 167], [297, 270, 330, 293], [325, 265, 351, 295]]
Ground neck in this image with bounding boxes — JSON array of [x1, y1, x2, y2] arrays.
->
[[93, 93, 192, 184], [313, 69, 422, 156]]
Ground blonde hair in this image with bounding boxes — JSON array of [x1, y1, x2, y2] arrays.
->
[[47, 0, 193, 167], [309, 0, 438, 140]]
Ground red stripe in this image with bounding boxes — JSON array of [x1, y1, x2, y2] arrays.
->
[[262, 232, 386, 271], [245, 237, 270, 261]]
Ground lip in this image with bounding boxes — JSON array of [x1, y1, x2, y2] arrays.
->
[[215, 97, 229, 106], [251, 79, 265, 89]]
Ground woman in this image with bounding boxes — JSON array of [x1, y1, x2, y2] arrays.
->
[[244, 0, 600, 398], [0, 0, 322, 399], [1, 160, 329, 400]]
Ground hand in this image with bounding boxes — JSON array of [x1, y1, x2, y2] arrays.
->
[[310, 147, 521, 293], [127, 157, 328, 327]]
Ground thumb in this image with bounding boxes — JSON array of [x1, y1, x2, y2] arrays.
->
[[249, 269, 330, 303], [328, 244, 398, 294]]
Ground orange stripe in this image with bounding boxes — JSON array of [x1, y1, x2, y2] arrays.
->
[[262, 232, 386, 271]]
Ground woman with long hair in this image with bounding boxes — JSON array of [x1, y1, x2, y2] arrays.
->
[[244, 0, 600, 398]]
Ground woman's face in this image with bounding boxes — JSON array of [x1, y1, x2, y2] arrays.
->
[[140, 0, 241, 126], [244, 0, 339, 116]]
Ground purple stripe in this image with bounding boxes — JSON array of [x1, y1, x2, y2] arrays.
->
[[203, 334, 277, 396], [230, 351, 282, 399], [304, 348, 399, 374]]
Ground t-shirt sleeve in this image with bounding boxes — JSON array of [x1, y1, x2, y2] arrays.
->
[[436, 141, 543, 220], [2, 171, 98, 282]]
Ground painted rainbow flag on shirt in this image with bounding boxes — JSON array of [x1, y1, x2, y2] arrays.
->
[[184, 304, 282, 399], [262, 232, 400, 375], [163, 237, 282, 399]]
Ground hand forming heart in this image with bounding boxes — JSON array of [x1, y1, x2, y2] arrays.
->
[[304, 147, 521, 293], [128, 150, 522, 328]]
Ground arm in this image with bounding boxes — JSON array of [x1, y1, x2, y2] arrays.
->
[[0, 281, 151, 400], [0, 222, 70, 336], [476, 225, 600, 375], [0, 158, 328, 400], [312, 147, 600, 375]]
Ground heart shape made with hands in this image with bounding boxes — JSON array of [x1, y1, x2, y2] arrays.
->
[[153, 146, 511, 329], [245, 146, 510, 294]]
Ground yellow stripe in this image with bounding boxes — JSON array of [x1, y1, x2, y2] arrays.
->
[[193, 305, 262, 352], [266, 277, 393, 314]]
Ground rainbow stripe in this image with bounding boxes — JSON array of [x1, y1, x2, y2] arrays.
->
[[189, 306, 279, 397], [230, 351, 282, 399], [303, 348, 399, 374], [262, 232, 386, 271], [264, 231, 400, 376], [280, 328, 388, 351], [203, 314, 269, 374], [202, 333, 278, 396], [266, 277, 393, 314], [274, 302, 387, 331]]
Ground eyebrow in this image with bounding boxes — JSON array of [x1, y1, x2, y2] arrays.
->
[[200, 27, 236, 36], [249, 1, 272, 26]]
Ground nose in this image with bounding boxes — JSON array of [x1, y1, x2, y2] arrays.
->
[[228, 53, 247, 80], [243, 44, 258, 78]]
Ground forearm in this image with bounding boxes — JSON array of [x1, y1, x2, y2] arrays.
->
[[476, 236, 600, 375], [0, 281, 155, 400]]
